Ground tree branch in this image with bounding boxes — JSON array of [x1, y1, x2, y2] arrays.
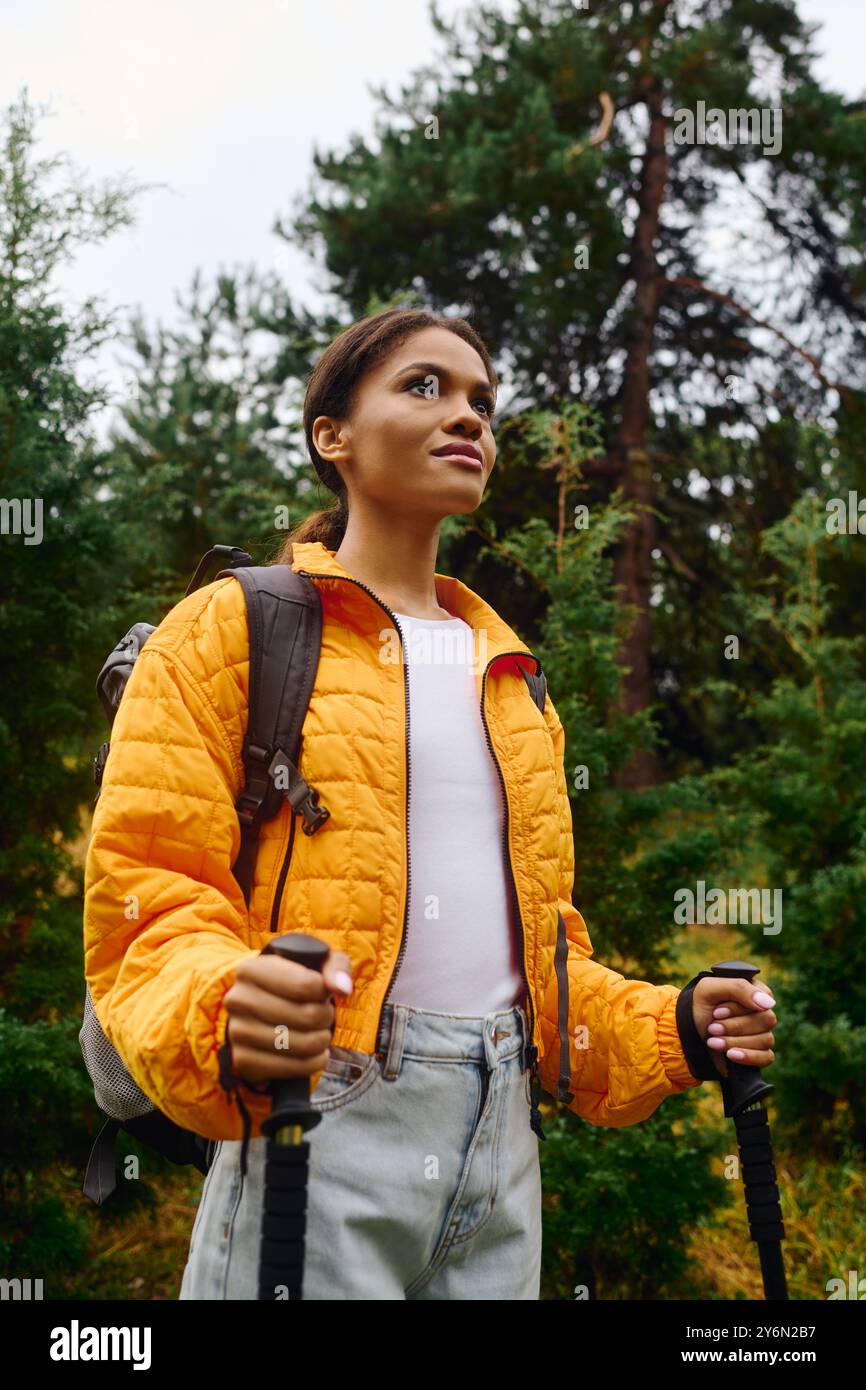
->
[[664, 275, 839, 394], [464, 517, 551, 591], [657, 537, 698, 582], [565, 91, 616, 162]]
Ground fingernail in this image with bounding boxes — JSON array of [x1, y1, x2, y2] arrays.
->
[[713, 1007, 731, 1018], [334, 970, 354, 995], [707, 1037, 726, 1050], [728, 1048, 746, 1060], [707, 1022, 725, 1035], [753, 992, 776, 1008]]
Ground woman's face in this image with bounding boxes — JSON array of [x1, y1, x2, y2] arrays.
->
[[314, 325, 497, 521]]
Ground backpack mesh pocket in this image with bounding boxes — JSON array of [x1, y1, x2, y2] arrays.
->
[[79, 983, 155, 1121]]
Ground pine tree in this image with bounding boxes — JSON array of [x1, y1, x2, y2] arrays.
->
[[0, 87, 146, 1278], [0, 88, 143, 932], [99, 265, 327, 600], [684, 482, 866, 1155], [280, 0, 866, 785]]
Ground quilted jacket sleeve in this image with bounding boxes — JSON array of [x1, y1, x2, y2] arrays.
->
[[536, 693, 702, 1126], [83, 581, 272, 1141]]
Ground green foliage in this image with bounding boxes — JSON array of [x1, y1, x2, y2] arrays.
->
[[540, 1099, 729, 1299], [681, 493, 866, 1153], [0, 1006, 93, 1184], [0, 89, 161, 1284], [99, 265, 323, 600], [0, 89, 142, 923], [3, 896, 85, 1020], [6, 1198, 90, 1278]]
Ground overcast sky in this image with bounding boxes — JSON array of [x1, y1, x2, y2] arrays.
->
[[2, 0, 863, 441]]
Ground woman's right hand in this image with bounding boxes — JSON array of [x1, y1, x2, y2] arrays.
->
[[222, 949, 354, 1085]]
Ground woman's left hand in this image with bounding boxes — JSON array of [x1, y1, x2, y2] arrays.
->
[[691, 977, 777, 1078]]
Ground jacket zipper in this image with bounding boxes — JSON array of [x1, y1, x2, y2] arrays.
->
[[297, 570, 414, 1022], [296, 568, 545, 1135], [270, 809, 297, 935], [479, 659, 546, 1140]]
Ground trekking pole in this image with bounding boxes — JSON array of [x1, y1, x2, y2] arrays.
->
[[710, 960, 788, 1301], [257, 932, 329, 1301]]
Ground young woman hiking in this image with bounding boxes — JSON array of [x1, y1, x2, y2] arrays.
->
[[83, 307, 777, 1301]]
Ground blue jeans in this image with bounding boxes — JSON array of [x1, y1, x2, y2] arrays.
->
[[179, 1001, 542, 1299]]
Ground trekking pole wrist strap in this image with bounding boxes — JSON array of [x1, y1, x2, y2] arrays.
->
[[675, 970, 723, 1083]]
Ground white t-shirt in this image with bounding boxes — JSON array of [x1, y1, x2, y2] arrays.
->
[[387, 610, 525, 1016]]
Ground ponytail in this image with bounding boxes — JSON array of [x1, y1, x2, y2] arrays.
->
[[274, 490, 348, 563]]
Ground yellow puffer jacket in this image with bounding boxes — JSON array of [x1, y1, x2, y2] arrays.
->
[[83, 540, 701, 1144]]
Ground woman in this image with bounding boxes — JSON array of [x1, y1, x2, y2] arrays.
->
[[83, 308, 777, 1300]]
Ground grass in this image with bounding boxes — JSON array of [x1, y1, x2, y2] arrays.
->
[[55, 1164, 203, 1301]]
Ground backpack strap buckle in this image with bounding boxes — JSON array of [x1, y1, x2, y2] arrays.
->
[[296, 787, 330, 835], [268, 748, 330, 835]]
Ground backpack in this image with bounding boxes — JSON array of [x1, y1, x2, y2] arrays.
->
[[80, 543, 547, 1204]]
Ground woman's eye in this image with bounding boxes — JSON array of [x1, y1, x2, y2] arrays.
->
[[408, 377, 437, 399], [407, 378, 493, 417]]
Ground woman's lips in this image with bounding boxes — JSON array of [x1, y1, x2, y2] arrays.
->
[[435, 451, 483, 470]]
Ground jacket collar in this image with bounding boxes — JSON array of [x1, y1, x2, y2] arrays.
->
[[290, 540, 540, 675]]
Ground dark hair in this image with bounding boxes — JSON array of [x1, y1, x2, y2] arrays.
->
[[275, 307, 498, 558]]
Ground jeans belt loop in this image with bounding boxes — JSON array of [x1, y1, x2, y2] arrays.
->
[[381, 1004, 407, 1081]]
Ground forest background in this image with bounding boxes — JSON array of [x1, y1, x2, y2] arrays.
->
[[1, 0, 864, 1299]]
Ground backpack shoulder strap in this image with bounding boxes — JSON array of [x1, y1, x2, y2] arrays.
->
[[213, 561, 329, 907]]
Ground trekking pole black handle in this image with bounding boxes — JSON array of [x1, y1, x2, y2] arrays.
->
[[259, 933, 330, 1142], [709, 961, 774, 1118], [710, 960, 787, 1299]]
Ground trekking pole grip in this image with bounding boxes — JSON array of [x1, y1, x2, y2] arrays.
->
[[709, 960, 775, 1117], [260, 933, 330, 1142]]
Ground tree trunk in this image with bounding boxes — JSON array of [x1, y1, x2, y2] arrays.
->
[[611, 75, 668, 789]]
